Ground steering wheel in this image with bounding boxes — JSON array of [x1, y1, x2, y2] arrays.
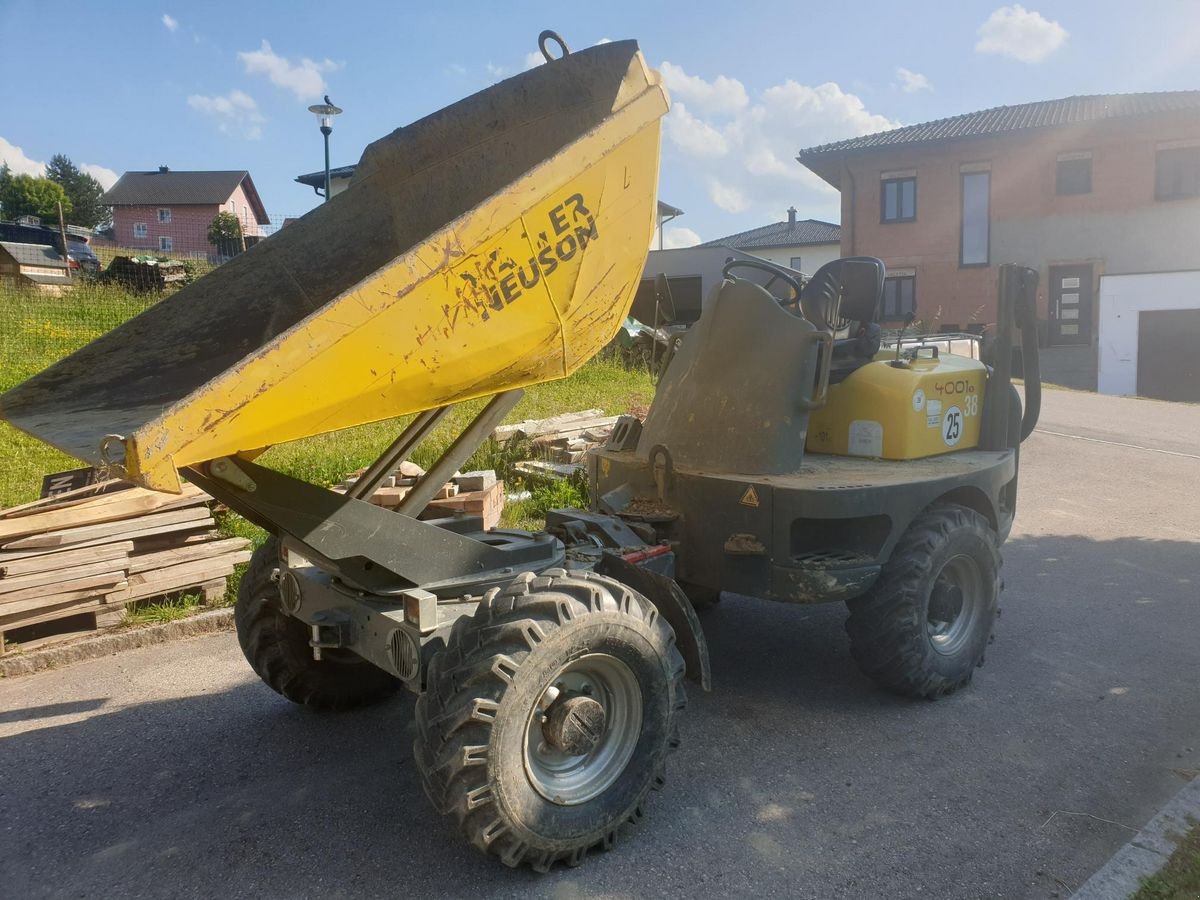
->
[[721, 258, 802, 305]]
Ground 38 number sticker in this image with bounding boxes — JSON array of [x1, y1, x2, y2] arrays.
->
[[943, 405, 963, 446], [965, 394, 979, 416]]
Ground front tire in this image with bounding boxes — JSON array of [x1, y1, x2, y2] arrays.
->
[[846, 504, 1001, 699], [235, 539, 401, 710], [414, 570, 686, 871]]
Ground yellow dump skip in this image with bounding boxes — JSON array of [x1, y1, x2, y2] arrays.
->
[[0, 41, 668, 492]]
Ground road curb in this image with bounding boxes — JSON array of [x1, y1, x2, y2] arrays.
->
[[0, 608, 234, 678], [1073, 776, 1200, 899]]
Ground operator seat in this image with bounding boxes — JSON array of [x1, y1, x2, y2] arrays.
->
[[800, 256, 886, 384]]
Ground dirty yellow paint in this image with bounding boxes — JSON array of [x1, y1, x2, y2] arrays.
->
[[106, 62, 668, 491], [806, 353, 987, 460]]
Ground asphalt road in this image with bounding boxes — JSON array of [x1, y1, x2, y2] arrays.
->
[[2, 388, 1199, 899]]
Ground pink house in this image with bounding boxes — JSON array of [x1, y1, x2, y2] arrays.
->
[[102, 167, 270, 258]]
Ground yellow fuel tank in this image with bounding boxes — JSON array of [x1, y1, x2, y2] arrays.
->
[[806, 353, 987, 460]]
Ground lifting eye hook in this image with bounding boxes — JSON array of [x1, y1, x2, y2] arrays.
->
[[538, 30, 571, 63]]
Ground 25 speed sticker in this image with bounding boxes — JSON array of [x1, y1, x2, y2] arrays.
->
[[942, 405, 963, 446]]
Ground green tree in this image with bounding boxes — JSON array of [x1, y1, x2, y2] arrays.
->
[[207, 210, 243, 258], [45, 154, 110, 229], [0, 173, 73, 222]]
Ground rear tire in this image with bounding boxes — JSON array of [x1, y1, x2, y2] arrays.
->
[[845, 504, 1000, 699], [414, 570, 686, 871], [235, 539, 401, 710]]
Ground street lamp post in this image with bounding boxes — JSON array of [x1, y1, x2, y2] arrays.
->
[[307, 96, 343, 202]]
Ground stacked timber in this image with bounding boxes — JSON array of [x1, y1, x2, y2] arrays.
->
[[334, 464, 506, 530], [0, 481, 249, 654], [494, 409, 619, 478]]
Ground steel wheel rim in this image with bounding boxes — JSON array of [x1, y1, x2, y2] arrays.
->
[[524, 653, 643, 806], [926, 554, 983, 656]]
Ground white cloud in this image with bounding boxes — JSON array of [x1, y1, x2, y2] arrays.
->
[[659, 66, 897, 222], [162, 14, 178, 32], [81, 163, 119, 190], [665, 103, 729, 158], [661, 226, 702, 249], [187, 90, 265, 140], [660, 61, 749, 115], [485, 62, 509, 79], [707, 178, 750, 214], [975, 5, 1068, 63], [523, 51, 544, 70], [238, 40, 338, 101], [895, 67, 932, 93], [446, 63, 466, 76], [0, 136, 46, 176], [0, 137, 118, 189]]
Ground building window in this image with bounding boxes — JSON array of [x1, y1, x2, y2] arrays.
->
[[881, 275, 915, 320], [1056, 155, 1092, 195], [1155, 146, 1200, 201], [881, 177, 916, 223], [133, 223, 148, 239], [159, 236, 173, 252], [789, 256, 802, 271], [960, 172, 990, 266], [157, 207, 172, 223]]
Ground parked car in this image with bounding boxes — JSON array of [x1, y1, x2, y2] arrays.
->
[[63, 236, 101, 276]]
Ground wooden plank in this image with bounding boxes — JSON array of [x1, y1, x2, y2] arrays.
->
[[1, 506, 212, 551], [493, 409, 605, 443], [0, 480, 200, 519], [0, 478, 130, 519], [0, 582, 126, 622], [0, 488, 207, 542], [0, 541, 133, 575], [131, 530, 224, 554], [0, 571, 128, 609], [0, 598, 108, 631], [0, 557, 131, 594], [127, 537, 250, 574], [112, 566, 235, 603]]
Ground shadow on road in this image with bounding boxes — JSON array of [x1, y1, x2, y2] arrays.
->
[[2, 533, 1197, 899]]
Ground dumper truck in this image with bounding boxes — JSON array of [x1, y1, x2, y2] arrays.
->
[[0, 34, 1040, 871]]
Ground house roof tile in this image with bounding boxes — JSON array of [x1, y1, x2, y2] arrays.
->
[[798, 91, 1200, 159], [103, 170, 270, 224], [700, 218, 841, 250], [0, 241, 67, 268]]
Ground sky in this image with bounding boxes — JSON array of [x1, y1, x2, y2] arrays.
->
[[2, 1, 1199, 247]]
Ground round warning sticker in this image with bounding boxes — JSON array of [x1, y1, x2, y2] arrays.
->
[[943, 405, 963, 446], [912, 388, 926, 412]]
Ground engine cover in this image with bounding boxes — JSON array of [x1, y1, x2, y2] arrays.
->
[[806, 353, 987, 460]]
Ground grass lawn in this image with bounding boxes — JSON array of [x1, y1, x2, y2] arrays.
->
[[1133, 820, 1200, 900], [0, 280, 655, 532]]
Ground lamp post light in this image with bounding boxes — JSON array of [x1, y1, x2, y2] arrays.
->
[[307, 96, 343, 202]]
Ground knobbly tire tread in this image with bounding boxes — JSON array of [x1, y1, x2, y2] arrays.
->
[[235, 539, 400, 711], [845, 504, 1001, 699], [414, 569, 686, 872]]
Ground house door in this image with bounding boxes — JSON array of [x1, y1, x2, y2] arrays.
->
[[1048, 264, 1093, 346]]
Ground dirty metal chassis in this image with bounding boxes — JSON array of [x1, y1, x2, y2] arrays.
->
[[183, 388, 709, 693], [183, 389, 563, 691]]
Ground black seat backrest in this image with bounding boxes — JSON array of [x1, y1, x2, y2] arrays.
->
[[800, 256, 886, 332]]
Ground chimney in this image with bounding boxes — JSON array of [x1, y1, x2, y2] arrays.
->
[[787, 206, 797, 227], [158, 165, 169, 173]]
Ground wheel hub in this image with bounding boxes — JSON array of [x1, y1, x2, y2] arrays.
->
[[543, 694, 607, 755], [926, 554, 984, 656], [523, 653, 643, 806]]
